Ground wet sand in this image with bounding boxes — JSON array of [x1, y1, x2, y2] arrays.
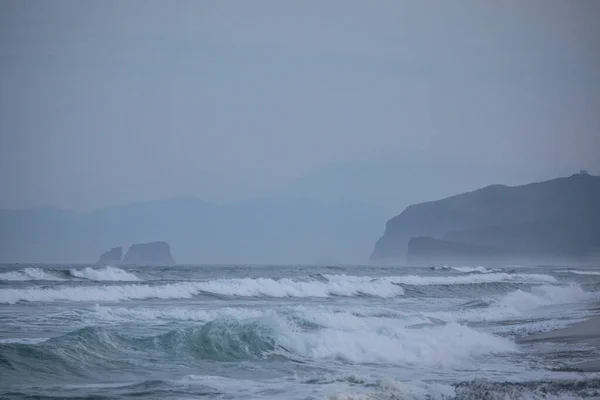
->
[[520, 316, 600, 371]]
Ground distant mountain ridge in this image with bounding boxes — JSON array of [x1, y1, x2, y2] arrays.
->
[[0, 197, 384, 264], [371, 172, 600, 265]]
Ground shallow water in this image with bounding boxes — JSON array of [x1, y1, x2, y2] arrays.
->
[[1, 264, 599, 399]]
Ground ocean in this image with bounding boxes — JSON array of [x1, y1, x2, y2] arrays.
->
[[1, 264, 599, 399]]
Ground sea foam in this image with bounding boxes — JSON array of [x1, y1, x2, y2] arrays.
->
[[0, 275, 405, 304], [69, 266, 140, 281], [561, 270, 600, 276], [429, 284, 599, 323], [0, 267, 63, 281], [0, 272, 560, 304], [341, 273, 556, 286], [0, 309, 517, 369]]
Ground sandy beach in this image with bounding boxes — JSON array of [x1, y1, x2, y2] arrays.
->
[[520, 316, 600, 371]]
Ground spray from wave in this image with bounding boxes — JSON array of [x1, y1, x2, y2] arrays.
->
[[0, 309, 516, 382], [429, 284, 599, 325], [0, 267, 64, 281], [450, 266, 497, 274], [69, 266, 140, 281], [0, 275, 408, 304], [0, 272, 564, 304], [560, 270, 600, 276], [431, 265, 497, 274], [381, 273, 556, 286]]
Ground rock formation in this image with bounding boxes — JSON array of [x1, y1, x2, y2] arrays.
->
[[96, 247, 122, 265], [407, 237, 509, 265], [122, 241, 176, 265], [371, 172, 600, 265]]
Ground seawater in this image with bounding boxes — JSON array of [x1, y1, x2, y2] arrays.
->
[[1, 264, 599, 399]]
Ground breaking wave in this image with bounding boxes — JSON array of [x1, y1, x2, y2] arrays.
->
[[0, 267, 63, 281], [430, 284, 599, 324], [0, 282, 201, 304], [194, 275, 406, 298], [0, 309, 516, 381], [430, 265, 499, 274], [561, 270, 600, 276], [450, 266, 496, 274], [90, 305, 267, 323], [380, 272, 555, 286], [0, 272, 563, 304], [69, 266, 140, 281], [0, 275, 407, 304]]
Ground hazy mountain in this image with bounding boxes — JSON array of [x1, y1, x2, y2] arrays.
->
[[371, 172, 600, 265], [0, 197, 384, 264], [273, 159, 569, 216]]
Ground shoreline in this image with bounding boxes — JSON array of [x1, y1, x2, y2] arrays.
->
[[519, 316, 600, 372]]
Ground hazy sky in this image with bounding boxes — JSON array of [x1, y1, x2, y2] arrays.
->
[[1, 0, 599, 211]]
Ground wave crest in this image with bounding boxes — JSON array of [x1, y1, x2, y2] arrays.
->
[[0, 268, 63, 281], [381, 273, 556, 286], [0, 275, 407, 304], [0, 272, 560, 304], [69, 266, 140, 281], [560, 270, 600, 276], [429, 284, 599, 324], [0, 309, 516, 379]]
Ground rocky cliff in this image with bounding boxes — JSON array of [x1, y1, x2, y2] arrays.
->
[[407, 237, 508, 265], [122, 242, 176, 265], [371, 172, 600, 264], [96, 247, 122, 265]]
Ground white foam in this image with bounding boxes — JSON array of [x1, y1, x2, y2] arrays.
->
[[561, 270, 600, 276], [324, 379, 455, 400], [324, 273, 556, 286], [497, 284, 598, 312], [180, 374, 455, 400], [69, 266, 140, 281], [71, 302, 517, 367], [0, 282, 202, 304], [0, 275, 405, 304], [91, 305, 266, 323], [0, 272, 565, 304], [0, 337, 49, 344], [169, 306, 516, 367], [430, 284, 600, 323], [193, 275, 404, 298], [273, 312, 516, 366], [451, 266, 496, 274], [0, 267, 63, 281]]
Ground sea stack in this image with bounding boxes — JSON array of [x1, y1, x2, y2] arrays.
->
[[122, 241, 176, 266], [96, 247, 123, 265]]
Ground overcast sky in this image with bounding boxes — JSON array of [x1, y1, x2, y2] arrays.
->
[[1, 0, 599, 211]]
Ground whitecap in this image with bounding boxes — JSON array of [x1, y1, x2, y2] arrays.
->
[[0, 267, 63, 281], [69, 266, 140, 281]]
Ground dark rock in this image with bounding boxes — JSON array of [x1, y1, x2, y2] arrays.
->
[[96, 247, 122, 265], [371, 172, 600, 264], [122, 242, 176, 266]]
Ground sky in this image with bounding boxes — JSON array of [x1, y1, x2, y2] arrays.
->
[[1, 0, 599, 212]]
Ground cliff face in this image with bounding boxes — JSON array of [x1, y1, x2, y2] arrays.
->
[[371, 173, 600, 264], [96, 247, 122, 265], [122, 242, 176, 266], [407, 237, 507, 265]]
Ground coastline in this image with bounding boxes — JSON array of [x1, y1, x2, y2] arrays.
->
[[519, 316, 600, 372]]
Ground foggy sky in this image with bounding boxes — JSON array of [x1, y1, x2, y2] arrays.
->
[[1, 0, 599, 211]]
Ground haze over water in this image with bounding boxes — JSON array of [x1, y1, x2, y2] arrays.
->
[[2, 1, 600, 399]]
